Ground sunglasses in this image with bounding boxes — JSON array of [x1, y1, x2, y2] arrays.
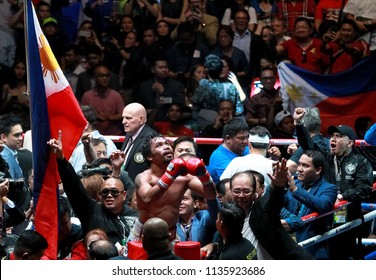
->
[[99, 188, 124, 198], [302, 51, 307, 63]]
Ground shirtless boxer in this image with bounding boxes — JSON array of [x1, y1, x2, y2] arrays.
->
[[128, 135, 217, 241]]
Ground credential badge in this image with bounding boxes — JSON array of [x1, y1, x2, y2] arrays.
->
[[134, 152, 145, 164]]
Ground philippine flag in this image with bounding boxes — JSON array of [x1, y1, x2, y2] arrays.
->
[[25, 0, 86, 259], [278, 55, 376, 134]]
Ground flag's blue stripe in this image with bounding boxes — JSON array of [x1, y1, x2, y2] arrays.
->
[[284, 55, 376, 97], [26, 1, 51, 208]]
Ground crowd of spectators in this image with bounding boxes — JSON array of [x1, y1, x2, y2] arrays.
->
[[1, 0, 376, 261], [1, 0, 375, 139]]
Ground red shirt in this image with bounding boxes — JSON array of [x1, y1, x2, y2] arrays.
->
[[282, 38, 329, 74], [327, 40, 369, 74], [277, 0, 316, 36]]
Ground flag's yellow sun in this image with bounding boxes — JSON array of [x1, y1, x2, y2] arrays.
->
[[39, 34, 59, 83]]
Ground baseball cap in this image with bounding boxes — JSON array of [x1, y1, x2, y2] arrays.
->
[[42, 17, 58, 27], [327, 125, 357, 140], [274, 110, 292, 126]]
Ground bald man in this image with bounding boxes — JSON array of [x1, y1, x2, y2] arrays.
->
[[142, 217, 182, 260], [120, 103, 158, 182]]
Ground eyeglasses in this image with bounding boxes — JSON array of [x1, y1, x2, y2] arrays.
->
[[302, 51, 307, 63], [231, 189, 253, 196], [99, 188, 124, 198], [97, 73, 110, 78]]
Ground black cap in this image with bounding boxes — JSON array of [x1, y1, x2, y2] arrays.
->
[[327, 125, 357, 140]]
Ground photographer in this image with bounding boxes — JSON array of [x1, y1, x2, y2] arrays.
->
[[0, 179, 27, 241], [171, 0, 219, 47], [0, 115, 31, 211]]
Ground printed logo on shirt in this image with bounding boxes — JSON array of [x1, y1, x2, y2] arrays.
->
[[345, 163, 357, 175]]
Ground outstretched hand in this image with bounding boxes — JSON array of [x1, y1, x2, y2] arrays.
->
[[268, 158, 289, 188], [47, 130, 64, 160]]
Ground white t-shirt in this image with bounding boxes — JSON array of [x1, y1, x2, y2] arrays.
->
[[220, 153, 274, 190]]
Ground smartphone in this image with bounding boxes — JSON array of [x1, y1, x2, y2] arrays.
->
[[159, 97, 172, 104], [78, 30, 91, 38], [192, 6, 200, 15]]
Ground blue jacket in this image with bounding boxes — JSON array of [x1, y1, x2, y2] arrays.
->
[[281, 176, 337, 259], [176, 198, 221, 247]]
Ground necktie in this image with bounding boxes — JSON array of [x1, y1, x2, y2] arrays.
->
[[123, 136, 134, 164], [124, 136, 133, 154]]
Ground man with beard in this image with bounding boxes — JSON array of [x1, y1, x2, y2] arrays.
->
[[128, 135, 217, 242]]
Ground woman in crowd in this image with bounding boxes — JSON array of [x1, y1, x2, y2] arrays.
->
[[192, 54, 244, 129], [211, 25, 249, 91], [123, 0, 159, 33], [156, 19, 174, 52], [157, 0, 185, 31], [1, 60, 30, 130], [185, 63, 207, 108]]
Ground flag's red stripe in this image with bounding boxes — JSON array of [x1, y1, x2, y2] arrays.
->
[[47, 86, 87, 160], [317, 90, 376, 133], [34, 155, 59, 259]]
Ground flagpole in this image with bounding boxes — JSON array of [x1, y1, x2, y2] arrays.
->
[[24, 0, 33, 152]]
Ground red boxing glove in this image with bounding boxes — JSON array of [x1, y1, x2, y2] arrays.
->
[[186, 157, 213, 186], [157, 158, 187, 189]]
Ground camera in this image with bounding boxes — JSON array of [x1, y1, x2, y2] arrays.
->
[[0, 172, 25, 189], [79, 166, 112, 178]]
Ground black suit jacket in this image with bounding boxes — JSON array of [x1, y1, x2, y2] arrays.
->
[[250, 187, 314, 260], [121, 125, 158, 182]]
